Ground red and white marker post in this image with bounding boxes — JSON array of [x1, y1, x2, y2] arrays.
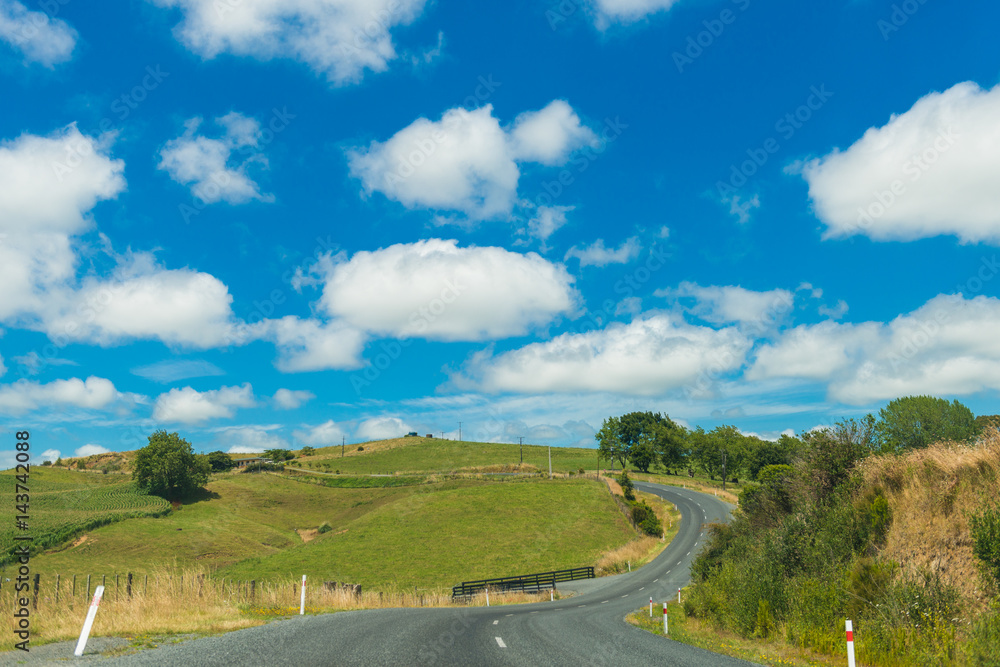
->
[[846, 620, 856, 667], [678, 588, 681, 604], [300, 575, 306, 615], [74, 585, 105, 657], [649, 596, 653, 617], [663, 602, 668, 635]]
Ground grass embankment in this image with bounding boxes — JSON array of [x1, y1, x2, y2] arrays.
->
[[663, 429, 1000, 666]]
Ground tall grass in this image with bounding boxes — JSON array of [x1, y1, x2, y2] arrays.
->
[[0, 566, 555, 651]]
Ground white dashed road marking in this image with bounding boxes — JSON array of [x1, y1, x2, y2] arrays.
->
[[495, 637, 506, 648], [493, 620, 498, 625]]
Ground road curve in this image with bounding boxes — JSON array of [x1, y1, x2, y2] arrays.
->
[[86, 482, 751, 666]]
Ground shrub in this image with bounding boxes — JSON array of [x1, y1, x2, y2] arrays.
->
[[970, 499, 1000, 590], [42, 460, 52, 466], [300, 446, 316, 456], [357, 446, 364, 452], [618, 471, 635, 501], [578, 468, 585, 474], [317, 522, 332, 534]]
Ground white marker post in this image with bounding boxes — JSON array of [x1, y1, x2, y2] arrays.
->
[[663, 602, 668, 635], [846, 620, 856, 667], [486, 588, 490, 607], [74, 585, 105, 657], [300, 575, 306, 615], [678, 588, 681, 604], [649, 597, 653, 617]]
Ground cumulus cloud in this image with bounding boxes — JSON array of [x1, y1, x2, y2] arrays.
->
[[748, 294, 1000, 404], [312, 239, 578, 341], [356, 416, 412, 441], [347, 101, 595, 221], [527, 205, 573, 242], [39, 448, 61, 462], [158, 113, 273, 205], [150, 0, 427, 85], [293, 419, 346, 446], [214, 425, 289, 452], [0, 376, 120, 415], [564, 237, 640, 267], [153, 383, 256, 424], [588, 0, 682, 29], [457, 315, 751, 396], [250, 316, 367, 372], [273, 388, 315, 409], [75, 444, 111, 457], [0, 0, 77, 67], [795, 81, 1000, 243], [658, 282, 795, 327]]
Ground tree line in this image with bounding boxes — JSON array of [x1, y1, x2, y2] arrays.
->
[[596, 395, 991, 483]]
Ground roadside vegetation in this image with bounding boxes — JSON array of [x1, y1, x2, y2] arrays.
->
[[620, 396, 1000, 666]]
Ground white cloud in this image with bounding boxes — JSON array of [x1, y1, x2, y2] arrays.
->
[[0, 376, 121, 415], [153, 383, 256, 424], [356, 416, 413, 441], [527, 205, 573, 242], [313, 239, 578, 341], [508, 100, 598, 166], [457, 314, 751, 396], [564, 237, 640, 267], [131, 358, 226, 383], [588, 0, 682, 29], [40, 448, 61, 462], [795, 81, 1000, 243], [347, 101, 594, 221], [150, 0, 427, 85], [293, 419, 345, 446], [0, 354, 4, 378], [658, 282, 795, 327], [159, 113, 273, 205], [251, 317, 367, 372], [749, 294, 1000, 404], [214, 426, 289, 452], [273, 388, 315, 409], [75, 444, 111, 457], [0, 0, 77, 67], [724, 193, 760, 224]]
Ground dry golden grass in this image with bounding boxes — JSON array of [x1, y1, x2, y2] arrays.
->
[[858, 427, 1000, 608], [594, 487, 680, 575], [0, 567, 557, 652]]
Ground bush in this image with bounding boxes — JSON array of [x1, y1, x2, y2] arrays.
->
[[317, 522, 332, 534], [970, 499, 1000, 591], [300, 446, 316, 456], [618, 471, 635, 501], [630, 500, 662, 537], [578, 468, 585, 474], [357, 446, 364, 452], [42, 460, 52, 466]]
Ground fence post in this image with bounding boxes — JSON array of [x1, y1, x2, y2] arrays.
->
[[115, 574, 119, 599], [250, 580, 256, 600], [127, 573, 133, 598], [87, 574, 91, 599], [144, 574, 148, 596], [56, 574, 60, 603], [199, 574, 204, 598], [32, 574, 40, 610], [73, 574, 77, 599]]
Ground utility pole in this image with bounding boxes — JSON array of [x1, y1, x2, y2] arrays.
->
[[519, 437, 523, 464], [458, 422, 462, 442], [341, 436, 344, 458], [548, 445, 552, 479]]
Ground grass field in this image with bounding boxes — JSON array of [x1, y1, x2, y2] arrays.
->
[[292, 437, 602, 475], [218, 476, 635, 589], [0, 468, 170, 565]]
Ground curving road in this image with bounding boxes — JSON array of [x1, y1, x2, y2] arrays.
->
[[68, 482, 750, 666]]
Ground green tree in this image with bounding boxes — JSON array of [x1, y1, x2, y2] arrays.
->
[[206, 450, 234, 472], [300, 446, 316, 456], [596, 416, 627, 469], [800, 416, 876, 504], [596, 411, 688, 473], [875, 395, 977, 453], [133, 431, 210, 499], [264, 448, 295, 462], [744, 433, 802, 481], [618, 470, 636, 501]]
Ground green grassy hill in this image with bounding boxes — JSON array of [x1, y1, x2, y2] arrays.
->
[[6, 438, 641, 591]]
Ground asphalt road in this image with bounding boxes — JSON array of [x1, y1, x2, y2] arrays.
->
[[15, 481, 753, 666]]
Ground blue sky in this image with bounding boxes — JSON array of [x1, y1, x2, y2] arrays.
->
[[2, 0, 1000, 464]]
